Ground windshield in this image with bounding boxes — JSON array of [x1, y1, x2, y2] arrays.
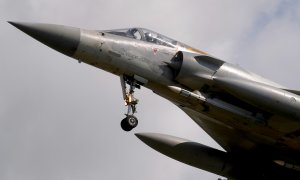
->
[[143, 29, 177, 48], [105, 28, 179, 48]]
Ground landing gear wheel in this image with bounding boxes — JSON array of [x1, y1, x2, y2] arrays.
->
[[127, 115, 138, 128], [120, 115, 138, 131]]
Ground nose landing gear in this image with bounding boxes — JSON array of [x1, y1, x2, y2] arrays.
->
[[120, 75, 140, 131]]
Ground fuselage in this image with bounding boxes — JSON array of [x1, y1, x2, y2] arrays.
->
[[75, 27, 299, 146], [9, 22, 300, 179]]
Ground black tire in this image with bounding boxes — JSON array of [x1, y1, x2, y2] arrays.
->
[[121, 118, 132, 131], [120, 115, 138, 131]]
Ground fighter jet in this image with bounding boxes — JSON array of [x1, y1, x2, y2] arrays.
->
[[9, 22, 300, 180]]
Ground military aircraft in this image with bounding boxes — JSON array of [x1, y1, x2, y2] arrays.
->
[[9, 22, 300, 180]]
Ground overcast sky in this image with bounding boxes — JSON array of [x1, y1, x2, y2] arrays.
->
[[1, 0, 300, 180]]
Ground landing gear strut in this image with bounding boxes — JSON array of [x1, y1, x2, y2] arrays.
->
[[120, 75, 140, 131]]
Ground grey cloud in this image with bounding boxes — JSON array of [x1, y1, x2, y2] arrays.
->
[[239, 1, 300, 88]]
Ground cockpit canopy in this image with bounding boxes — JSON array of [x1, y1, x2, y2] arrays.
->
[[105, 28, 184, 48]]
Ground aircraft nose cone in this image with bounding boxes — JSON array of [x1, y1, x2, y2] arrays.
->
[[8, 21, 80, 57]]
